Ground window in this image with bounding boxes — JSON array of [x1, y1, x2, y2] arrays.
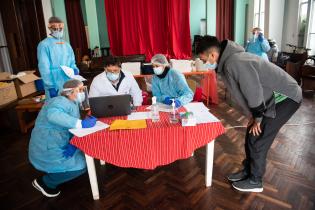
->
[[306, 0, 315, 55], [298, 0, 315, 55], [298, 0, 309, 47], [253, 0, 265, 31]]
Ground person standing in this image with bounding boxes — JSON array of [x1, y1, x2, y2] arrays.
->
[[197, 35, 302, 192], [37, 16, 80, 99]]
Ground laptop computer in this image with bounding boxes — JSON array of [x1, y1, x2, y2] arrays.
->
[[89, 94, 132, 117]]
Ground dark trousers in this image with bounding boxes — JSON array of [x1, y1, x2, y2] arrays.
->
[[243, 98, 301, 181]]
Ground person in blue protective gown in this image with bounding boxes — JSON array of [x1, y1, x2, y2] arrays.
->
[[29, 79, 97, 197], [245, 27, 270, 60], [37, 16, 80, 99], [151, 54, 193, 108]]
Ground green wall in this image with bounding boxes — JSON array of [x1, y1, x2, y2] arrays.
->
[[234, 0, 249, 46], [96, 0, 109, 48], [50, 0, 70, 42], [80, 0, 87, 25], [190, 0, 206, 41], [206, 0, 216, 36], [85, 0, 100, 48]]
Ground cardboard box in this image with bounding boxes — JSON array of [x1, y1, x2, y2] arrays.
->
[[0, 71, 40, 98], [0, 81, 18, 106]]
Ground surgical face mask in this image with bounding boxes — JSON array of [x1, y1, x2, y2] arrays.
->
[[205, 62, 218, 70], [153, 66, 164, 75], [76, 92, 86, 103], [252, 33, 258, 41], [107, 72, 120, 81], [51, 30, 64, 39]]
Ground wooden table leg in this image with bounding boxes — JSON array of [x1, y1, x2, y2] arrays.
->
[[85, 154, 100, 200], [205, 140, 215, 187], [16, 110, 27, 134]]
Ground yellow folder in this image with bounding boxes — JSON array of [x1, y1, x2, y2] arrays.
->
[[109, 119, 147, 131]]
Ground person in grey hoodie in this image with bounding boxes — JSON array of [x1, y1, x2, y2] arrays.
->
[[196, 36, 302, 192]]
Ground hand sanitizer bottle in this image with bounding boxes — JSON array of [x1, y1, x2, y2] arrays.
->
[[151, 96, 160, 122], [169, 99, 179, 124]]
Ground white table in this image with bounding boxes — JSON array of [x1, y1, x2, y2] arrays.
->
[[84, 140, 215, 200]]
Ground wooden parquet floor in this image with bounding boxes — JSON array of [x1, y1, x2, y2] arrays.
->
[[1, 87, 314, 210]]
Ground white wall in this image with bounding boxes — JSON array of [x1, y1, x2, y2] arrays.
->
[[265, 0, 285, 49], [41, 0, 53, 36], [281, 0, 300, 51], [246, 0, 255, 41]]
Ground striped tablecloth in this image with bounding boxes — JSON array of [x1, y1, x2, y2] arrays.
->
[[71, 106, 225, 169]]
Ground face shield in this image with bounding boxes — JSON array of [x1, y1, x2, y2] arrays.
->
[[62, 85, 91, 119]]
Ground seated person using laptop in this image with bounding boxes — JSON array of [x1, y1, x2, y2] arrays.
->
[[89, 57, 143, 106], [151, 54, 193, 108]]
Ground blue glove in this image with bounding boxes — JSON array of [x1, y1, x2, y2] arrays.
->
[[73, 68, 79, 75], [81, 116, 97, 128], [48, 88, 58, 98], [62, 144, 77, 158], [164, 97, 172, 105], [174, 99, 181, 108], [258, 33, 264, 42]]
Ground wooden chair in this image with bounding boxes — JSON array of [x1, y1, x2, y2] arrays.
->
[[301, 64, 315, 93]]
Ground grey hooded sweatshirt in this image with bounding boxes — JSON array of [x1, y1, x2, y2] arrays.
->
[[217, 40, 302, 119]]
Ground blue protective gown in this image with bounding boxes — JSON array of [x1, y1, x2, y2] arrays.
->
[[37, 37, 79, 99], [29, 96, 86, 173], [245, 37, 271, 60], [152, 68, 193, 105]]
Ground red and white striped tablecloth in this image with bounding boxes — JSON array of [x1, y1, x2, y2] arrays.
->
[[71, 106, 225, 169]]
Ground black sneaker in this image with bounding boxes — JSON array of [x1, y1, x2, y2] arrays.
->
[[227, 170, 249, 182], [232, 178, 263, 192], [32, 178, 61, 197]]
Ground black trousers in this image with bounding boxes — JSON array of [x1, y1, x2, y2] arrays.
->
[[243, 98, 301, 181]]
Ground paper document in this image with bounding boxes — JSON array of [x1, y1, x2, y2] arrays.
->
[[184, 102, 209, 113], [146, 103, 172, 112], [127, 112, 151, 120], [69, 121, 109, 137], [61, 65, 86, 81], [110, 120, 147, 130], [184, 102, 220, 124]]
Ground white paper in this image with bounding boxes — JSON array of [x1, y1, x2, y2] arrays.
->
[[184, 102, 219, 124], [127, 112, 151, 120], [61, 65, 87, 81], [146, 103, 173, 112], [69, 121, 109, 137], [193, 111, 220, 124], [184, 102, 209, 113]]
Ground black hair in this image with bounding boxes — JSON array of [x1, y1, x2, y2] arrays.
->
[[196, 35, 221, 54], [103, 56, 121, 68], [49, 16, 63, 23]]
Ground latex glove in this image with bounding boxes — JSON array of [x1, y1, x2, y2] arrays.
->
[[258, 33, 264, 42], [81, 116, 97, 128], [73, 68, 79, 75], [48, 88, 58, 98], [164, 97, 172, 105], [62, 144, 77, 158], [174, 99, 181, 108]]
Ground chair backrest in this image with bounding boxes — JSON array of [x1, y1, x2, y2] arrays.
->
[[121, 62, 141, 75], [170, 59, 193, 73], [193, 87, 203, 102], [115, 54, 146, 63]]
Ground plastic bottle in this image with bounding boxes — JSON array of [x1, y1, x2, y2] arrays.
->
[[169, 99, 179, 124], [151, 96, 160, 122]]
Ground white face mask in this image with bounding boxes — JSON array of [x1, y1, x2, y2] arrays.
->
[[51, 30, 64, 39], [107, 72, 120, 81], [153, 66, 164, 75], [205, 62, 218, 69], [76, 92, 86, 103]]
